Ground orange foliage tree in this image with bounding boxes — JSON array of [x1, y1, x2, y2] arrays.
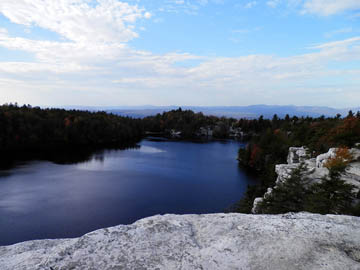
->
[[324, 147, 353, 173]]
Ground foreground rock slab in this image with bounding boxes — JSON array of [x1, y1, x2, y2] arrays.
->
[[1, 213, 360, 270]]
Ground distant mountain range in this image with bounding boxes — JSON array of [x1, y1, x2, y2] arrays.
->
[[62, 105, 360, 119]]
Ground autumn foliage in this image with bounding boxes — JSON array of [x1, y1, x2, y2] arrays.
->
[[236, 110, 360, 214], [249, 144, 262, 168], [320, 117, 360, 149], [324, 147, 353, 173]]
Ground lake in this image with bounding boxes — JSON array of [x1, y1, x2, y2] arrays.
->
[[0, 139, 257, 245]]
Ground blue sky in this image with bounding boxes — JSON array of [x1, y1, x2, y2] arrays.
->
[[0, 0, 359, 107]]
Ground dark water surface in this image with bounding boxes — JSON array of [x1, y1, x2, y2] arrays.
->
[[0, 139, 257, 245]]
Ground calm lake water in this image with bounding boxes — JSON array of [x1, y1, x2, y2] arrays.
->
[[0, 139, 257, 245]]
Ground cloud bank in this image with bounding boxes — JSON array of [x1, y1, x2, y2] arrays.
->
[[302, 0, 360, 16], [0, 0, 359, 107]]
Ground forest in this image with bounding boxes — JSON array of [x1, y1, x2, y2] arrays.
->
[[0, 105, 238, 155], [143, 107, 238, 139], [0, 103, 144, 155], [233, 111, 360, 216]]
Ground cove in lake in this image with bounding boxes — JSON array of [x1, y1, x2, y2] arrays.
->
[[0, 139, 258, 246]]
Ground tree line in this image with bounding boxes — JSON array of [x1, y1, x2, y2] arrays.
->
[[0, 105, 240, 155], [0, 103, 144, 153], [143, 107, 238, 139]]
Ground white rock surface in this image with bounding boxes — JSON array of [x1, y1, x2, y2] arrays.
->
[[1, 213, 360, 270], [252, 188, 274, 213], [305, 147, 360, 189], [287, 147, 308, 164], [252, 146, 360, 213], [275, 163, 300, 183], [351, 148, 360, 160], [251, 197, 264, 213]]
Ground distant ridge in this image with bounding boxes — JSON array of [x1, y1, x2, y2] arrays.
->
[[62, 105, 360, 119]]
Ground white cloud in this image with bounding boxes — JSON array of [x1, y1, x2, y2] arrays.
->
[[0, 30, 128, 65], [0, 0, 149, 43], [302, 0, 360, 16], [0, 28, 8, 35], [0, 62, 89, 74], [267, 0, 281, 8], [0, 1, 359, 107], [109, 37, 360, 105], [266, 0, 360, 16], [0, 0, 156, 74], [144, 11, 152, 18], [245, 1, 257, 9], [324, 27, 353, 38], [310, 36, 360, 49], [158, 0, 223, 14]]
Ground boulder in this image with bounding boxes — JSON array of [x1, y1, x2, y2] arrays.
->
[[1, 213, 360, 270], [287, 147, 308, 164], [251, 197, 264, 213]]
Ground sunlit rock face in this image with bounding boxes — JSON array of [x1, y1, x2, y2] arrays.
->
[[1, 213, 360, 270], [252, 146, 360, 214]]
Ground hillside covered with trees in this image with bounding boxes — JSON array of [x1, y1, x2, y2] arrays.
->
[[142, 108, 238, 139], [0, 103, 144, 154], [233, 111, 360, 215]]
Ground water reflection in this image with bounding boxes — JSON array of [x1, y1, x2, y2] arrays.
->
[[77, 145, 165, 171], [0, 139, 258, 246], [137, 145, 166, 153], [0, 144, 140, 171]]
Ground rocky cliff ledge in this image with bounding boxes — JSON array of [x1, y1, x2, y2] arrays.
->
[[252, 147, 360, 213], [1, 213, 360, 270]]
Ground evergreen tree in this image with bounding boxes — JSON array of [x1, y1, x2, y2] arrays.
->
[[257, 163, 310, 214], [305, 171, 355, 215], [305, 148, 356, 215], [347, 110, 354, 118]]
